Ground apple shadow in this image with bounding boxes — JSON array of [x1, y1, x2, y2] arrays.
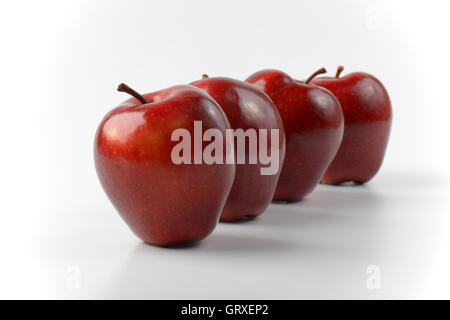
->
[[258, 186, 385, 229], [136, 232, 295, 253], [198, 232, 295, 252], [271, 198, 304, 204], [98, 233, 300, 299], [319, 180, 366, 187], [219, 215, 258, 224], [372, 171, 450, 191], [144, 240, 202, 250], [254, 171, 450, 248]]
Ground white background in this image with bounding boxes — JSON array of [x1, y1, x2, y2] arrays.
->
[[1, 0, 449, 299]]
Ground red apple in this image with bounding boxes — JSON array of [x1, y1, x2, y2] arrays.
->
[[246, 68, 344, 201], [94, 84, 235, 246], [311, 66, 392, 184], [191, 76, 286, 221]]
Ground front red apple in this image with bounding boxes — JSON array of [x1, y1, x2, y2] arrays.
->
[[311, 66, 392, 184], [94, 84, 235, 246]]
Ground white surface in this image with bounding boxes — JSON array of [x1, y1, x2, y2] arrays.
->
[[1, 0, 450, 299], [36, 172, 450, 299]]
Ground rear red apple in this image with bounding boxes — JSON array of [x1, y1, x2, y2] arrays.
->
[[94, 84, 235, 246], [246, 69, 344, 201], [311, 66, 392, 184]]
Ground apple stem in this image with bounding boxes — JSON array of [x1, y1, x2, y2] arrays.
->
[[305, 68, 327, 84], [335, 66, 344, 78], [117, 83, 148, 104], [202, 74, 209, 79]]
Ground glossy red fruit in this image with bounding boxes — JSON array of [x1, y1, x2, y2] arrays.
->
[[94, 84, 235, 246], [246, 69, 344, 202], [311, 66, 392, 184], [191, 76, 286, 221]]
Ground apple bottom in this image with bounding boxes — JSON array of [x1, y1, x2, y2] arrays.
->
[[273, 127, 343, 202], [220, 164, 279, 221], [96, 159, 235, 247], [321, 121, 391, 185]]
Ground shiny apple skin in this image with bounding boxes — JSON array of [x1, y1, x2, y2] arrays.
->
[[191, 77, 286, 221], [94, 85, 235, 246], [246, 70, 344, 201], [311, 72, 392, 184]]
